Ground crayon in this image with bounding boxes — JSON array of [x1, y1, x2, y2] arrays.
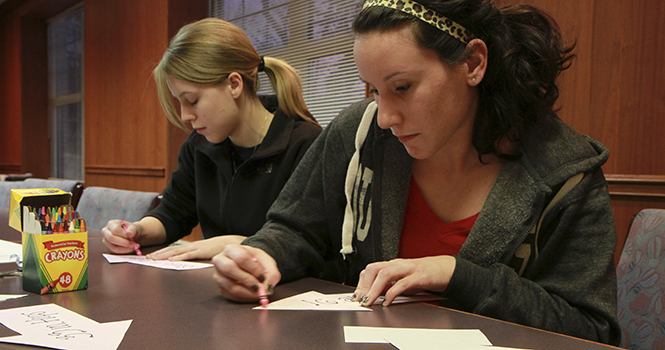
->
[[40, 279, 59, 294], [251, 257, 269, 307], [120, 220, 142, 256]]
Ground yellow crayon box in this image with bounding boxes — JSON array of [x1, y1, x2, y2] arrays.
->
[[9, 188, 88, 294]]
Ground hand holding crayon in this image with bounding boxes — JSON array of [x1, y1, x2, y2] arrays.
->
[[120, 220, 142, 256]]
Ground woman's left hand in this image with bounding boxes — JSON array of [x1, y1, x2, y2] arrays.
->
[[353, 255, 456, 306], [147, 235, 246, 261]]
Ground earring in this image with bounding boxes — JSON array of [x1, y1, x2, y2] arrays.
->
[[472, 78, 476, 84]]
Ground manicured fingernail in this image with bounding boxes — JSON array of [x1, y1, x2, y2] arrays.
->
[[360, 296, 369, 305], [251, 284, 259, 292], [258, 275, 265, 283], [352, 293, 357, 301], [267, 284, 274, 295]]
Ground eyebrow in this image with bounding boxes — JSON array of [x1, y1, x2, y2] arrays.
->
[[358, 70, 409, 85]]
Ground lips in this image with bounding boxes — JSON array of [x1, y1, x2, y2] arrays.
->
[[395, 133, 417, 143]]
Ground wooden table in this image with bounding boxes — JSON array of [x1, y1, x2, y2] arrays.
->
[[0, 207, 620, 349]]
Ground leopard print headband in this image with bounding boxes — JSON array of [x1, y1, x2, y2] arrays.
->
[[362, 0, 475, 44]]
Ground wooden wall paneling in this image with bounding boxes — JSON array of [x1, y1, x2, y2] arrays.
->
[[619, 1, 665, 176], [20, 17, 49, 178], [84, 0, 170, 192], [588, 0, 622, 176], [83, 173, 169, 193], [83, 0, 207, 193], [0, 0, 81, 176], [591, 0, 665, 262], [0, 16, 22, 173], [590, 0, 665, 176], [83, 164, 167, 191]]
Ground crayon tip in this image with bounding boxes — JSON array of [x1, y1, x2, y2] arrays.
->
[[133, 242, 143, 256], [258, 283, 269, 308]]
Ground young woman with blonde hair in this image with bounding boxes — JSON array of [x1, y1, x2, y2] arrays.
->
[[102, 18, 321, 261]]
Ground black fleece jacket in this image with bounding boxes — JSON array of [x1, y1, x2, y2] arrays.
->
[[146, 109, 321, 243]]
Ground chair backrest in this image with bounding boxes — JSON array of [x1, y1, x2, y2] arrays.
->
[[0, 181, 24, 208], [22, 178, 85, 209], [4, 172, 33, 181], [75, 186, 161, 232], [616, 208, 665, 350]]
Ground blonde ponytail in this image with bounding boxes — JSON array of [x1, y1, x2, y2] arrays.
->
[[262, 57, 320, 128]]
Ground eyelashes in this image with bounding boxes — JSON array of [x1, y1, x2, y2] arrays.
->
[[369, 84, 411, 97], [395, 84, 410, 93]]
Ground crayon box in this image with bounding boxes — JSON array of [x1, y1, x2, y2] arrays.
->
[[8, 188, 88, 294]]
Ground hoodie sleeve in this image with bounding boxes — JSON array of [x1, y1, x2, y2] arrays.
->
[[242, 100, 370, 282]]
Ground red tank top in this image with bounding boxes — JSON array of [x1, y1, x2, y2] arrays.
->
[[398, 177, 479, 258]]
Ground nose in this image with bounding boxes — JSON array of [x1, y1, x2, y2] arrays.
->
[[180, 105, 196, 123], [375, 97, 401, 130]]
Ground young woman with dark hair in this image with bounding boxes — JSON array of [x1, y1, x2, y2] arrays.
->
[[211, 1, 619, 344]]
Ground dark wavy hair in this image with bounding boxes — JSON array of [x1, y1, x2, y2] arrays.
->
[[353, 0, 576, 160]]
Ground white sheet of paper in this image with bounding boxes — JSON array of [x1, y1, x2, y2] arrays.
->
[[344, 326, 492, 345], [253, 291, 443, 311], [103, 254, 213, 270], [324, 292, 443, 305], [0, 294, 27, 302], [254, 291, 371, 311], [0, 303, 132, 350], [386, 333, 531, 350], [0, 239, 22, 263]]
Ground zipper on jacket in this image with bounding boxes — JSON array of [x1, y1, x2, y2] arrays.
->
[[222, 159, 246, 234]]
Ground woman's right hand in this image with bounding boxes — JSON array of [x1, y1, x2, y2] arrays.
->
[[211, 244, 281, 303], [102, 219, 141, 254]]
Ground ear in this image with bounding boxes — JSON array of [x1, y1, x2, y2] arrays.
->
[[465, 39, 488, 86], [227, 72, 244, 99]]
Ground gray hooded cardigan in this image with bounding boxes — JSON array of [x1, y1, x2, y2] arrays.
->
[[244, 98, 620, 345]]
